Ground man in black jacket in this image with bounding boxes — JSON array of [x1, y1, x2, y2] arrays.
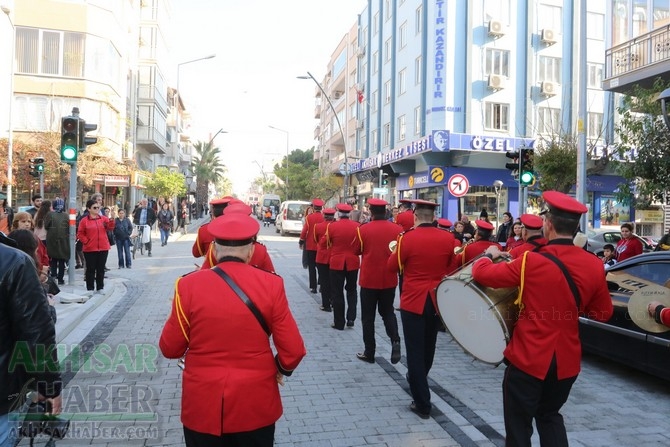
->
[[0, 233, 62, 446], [132, 198, 157, 257]]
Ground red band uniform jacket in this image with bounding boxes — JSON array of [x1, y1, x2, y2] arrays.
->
[[159, 262, 306, 435], [299, 212, 324, 251], [314, 220, 331, 265], [202, 241, 275, 272], [354, 220, 402, 289], [395, 210, 414, 232], [471, 240, 613, 379], [326, 217, 360, 271], [77, 214, 115, 252], [457, 239, 502, 266], [191, 222, 213, 259], [387, 224, 457, 314], [508, 236, 547, 259]]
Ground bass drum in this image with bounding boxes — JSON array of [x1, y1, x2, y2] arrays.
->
[[436, 259, 518, 365]]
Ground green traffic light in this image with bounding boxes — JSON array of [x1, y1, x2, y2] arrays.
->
[[520, 171, 535, 186], [62, 146, 77, 160]]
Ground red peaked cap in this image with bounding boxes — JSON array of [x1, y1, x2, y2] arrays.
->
[[411, 199, 438, 211], [322, 208, 337, 216], [336, 203, 353, 213], [541, 191, 587, 220], [475, 219, 494, 231], [367, 198, 388, 207], [223, 203, 252, 216], [210, 196, 233, 206], [208, 213, 259, 246], [437, 218, 452, 228], [519, 213, 543, 230], [311, 198, 325, 207]]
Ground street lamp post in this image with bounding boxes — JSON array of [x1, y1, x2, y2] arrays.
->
[[493, 180, 503, 232], [297, 72, 348, 202], [2, 5, 14, 208], [207, 128, 227, 148], [268, 125, 289, 199]]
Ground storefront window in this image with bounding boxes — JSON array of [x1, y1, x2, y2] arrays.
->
[[460, 186, 505, 222]]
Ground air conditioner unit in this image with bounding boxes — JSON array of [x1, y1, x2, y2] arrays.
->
[[541, 81, 558, 96], [354, 83, 364, 92], [487, 74, 505, 90], [541, 28, 557, 45], [488, 20, 505, 37], [333, 90, 344, 100], [356, 47, 365, 58], [356, 120, 365, 130]]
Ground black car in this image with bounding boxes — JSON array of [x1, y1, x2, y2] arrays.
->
[[579, 251, 670, 381]]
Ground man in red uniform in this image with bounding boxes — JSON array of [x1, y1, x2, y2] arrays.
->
[[472, 191, 613, 447], [314, 208, 336, 312], [456, 219, 501, 267], [160, 213, 306, 446], [326, 203, 360, 330], [299, 198, 325, 293], [387, 199, 457, 419], [508, 213, 547, 259], [353, 198, 403, 364], [221, 202, 275, 272], [191, 197, 232, 265], [395, 199, 414, 232]]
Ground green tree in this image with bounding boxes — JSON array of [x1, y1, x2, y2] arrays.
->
[[191, 140, 227, 214], [273, 148, 325, 200], [614, 77, 670, 207], [144, 167, 186, 199], [534, 134, 579, 193]]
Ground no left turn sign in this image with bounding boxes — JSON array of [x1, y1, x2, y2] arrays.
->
[[447, 174, 469, 197]]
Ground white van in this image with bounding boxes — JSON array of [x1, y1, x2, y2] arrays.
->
[[275, 200, 311, 236], [256, 194, 281, 220]]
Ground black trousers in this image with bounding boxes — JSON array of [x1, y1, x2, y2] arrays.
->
[[329, 268, 359, 329], [183, 423, 274, 447], [400, 296, 439, 414], [360, 287, 399, 356], [316, 262, 331, 309], [306, 250, 318, 290], [49, 257, 66, 281], [502, 357, 577, 447], [83, 251, 108, 291]]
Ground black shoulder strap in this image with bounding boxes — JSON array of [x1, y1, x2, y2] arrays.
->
[[212, 266, 271, 336], [539, 253, 582, 309]]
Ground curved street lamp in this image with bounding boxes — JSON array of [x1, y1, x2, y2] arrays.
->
[[2, 5, 14, 207], [297, 71, 348, 201]]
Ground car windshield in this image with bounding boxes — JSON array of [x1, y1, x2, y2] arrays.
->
[[613, 261, 670, 286], [286, 204, 309, 221]]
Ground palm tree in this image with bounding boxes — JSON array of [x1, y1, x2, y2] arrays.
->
[[191, 140, 226, 217]]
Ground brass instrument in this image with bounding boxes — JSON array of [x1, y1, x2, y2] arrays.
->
[[454, 238, 474, 254], [389, 240, 398, 252]]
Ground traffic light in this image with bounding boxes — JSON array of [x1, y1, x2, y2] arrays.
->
[[29, 157, 45, 176], [381, 173, 389, 186], [61, 116, 79, 164], [519, 147, 535, 187], [505, 150, 520, 178], [78, 119, 98, 151]]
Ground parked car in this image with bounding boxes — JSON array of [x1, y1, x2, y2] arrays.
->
[[586, 229, 656, 257], [275, 200, 311, 236], [579, 251, 670, 381]]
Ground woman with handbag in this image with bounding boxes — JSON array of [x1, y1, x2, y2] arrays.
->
[[114, 209, 133, 269], [77, 199, 115, 294], [158, 202, 174, 247]]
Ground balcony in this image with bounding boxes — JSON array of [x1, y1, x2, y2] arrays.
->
[[138, 84, 169, 115], [604, 24, 670, 93], [136, 126, 167, 155]]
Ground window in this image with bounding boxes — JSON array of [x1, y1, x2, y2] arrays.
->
[[372, 51, 379, 74], [486, 49, 510, 76], [385, 38, 392, 62], [360, 133, 367, 156], [371, 129, 378, 151], [485, 103, 509, 131], [414, 106, 421, 135], [415, 56, 422, 85], [587, 12, 605, 40], [398, 115, 406, 141], [416, 5, 423, 34], [538, 3, 562, 30], [16, 27, 86, 78], [537, 107, 561, 134], [539, 56, 561, 83], [373, 12, 379, 35], [587, 63, 603, 88], [588, 112, 603, 139], [371, 91, 378, 112], [399, 22, 408, 48], [385, 0, 392, 21], [398, 69, 407, 95], [383, 123, 391, 147], [384, 81, 391, 104]]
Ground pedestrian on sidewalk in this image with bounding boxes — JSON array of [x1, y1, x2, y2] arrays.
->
[[77, 199, 115, 293], [179, 199, 188, 234], [132, 198, 156, 257], [158, 202, 174, 247], [114, 209, 133, 268], [160, 213, 306, 447], [45, 198, 69, 285]]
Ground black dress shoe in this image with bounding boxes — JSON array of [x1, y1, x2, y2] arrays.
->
[[409, 402, 430, 420], [319, 306, 332, 312], [356, 353, 375, 364], [346, 320, 354, 328], [330, 323, 344, 331], [310, 288, 317, 294], [391, 341, 401, 364]]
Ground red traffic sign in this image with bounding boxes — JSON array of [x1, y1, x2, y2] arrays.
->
[[447, 174, 469, 197]]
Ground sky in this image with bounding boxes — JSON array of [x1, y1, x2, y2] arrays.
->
[[168, 0, 367, 196]]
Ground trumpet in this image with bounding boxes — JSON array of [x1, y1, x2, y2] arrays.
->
[[454, 238, 474, 254]]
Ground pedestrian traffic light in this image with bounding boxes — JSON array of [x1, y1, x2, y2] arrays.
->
[[61, 116, 79, 164], [505, 150, 520, 178], [29, 157, 45, 176], [78, 119, 98, 151], [381, 173, 389, 186], [519, 147, 535, 187]]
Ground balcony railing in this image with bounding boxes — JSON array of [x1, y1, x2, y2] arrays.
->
[[605, 24, 670, 81], [136, 125, 167, 155]]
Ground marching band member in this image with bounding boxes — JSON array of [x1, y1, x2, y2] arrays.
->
[[456, 219, 501, 266], [395, 199, 415, 232], [299, 199, 325, 293], [191, 197, 232, 266], [508, 214, 547, 259], [314, 208, 336, 312], [223, 202, 275, 273]]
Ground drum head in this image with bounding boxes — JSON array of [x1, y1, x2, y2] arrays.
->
[[436, 278, 510, 364]]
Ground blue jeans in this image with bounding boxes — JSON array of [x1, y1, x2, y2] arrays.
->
[[159, 227, 170, 245], [116, 238, 131, 267], [0, 412, 17, 447]]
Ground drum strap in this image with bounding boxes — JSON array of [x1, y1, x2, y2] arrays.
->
[[539, 253, 582, 310]]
